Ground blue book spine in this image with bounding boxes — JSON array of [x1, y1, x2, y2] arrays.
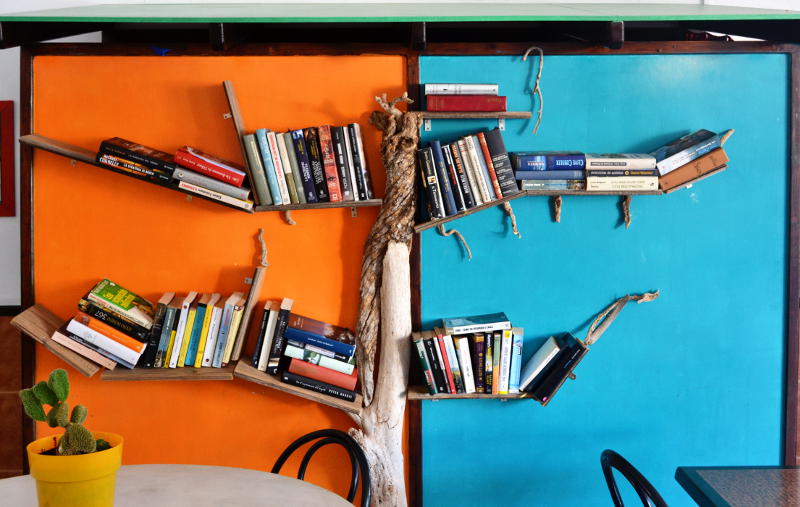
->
[[508, 331, 523, 393], [657, 136, 721, 175], [284, 327, 356, 357], [291, 129, 319, 203], [255, 129, 283, 205], [430, 140, 457, 216], [515, 169, 585, 180], [512, 153, 586, 171], [212, 303, 235, 368], [184, 305, 206, 366]]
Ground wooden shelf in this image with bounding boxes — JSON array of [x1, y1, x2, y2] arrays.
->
[[254, 199, 382, 212], [420, 111, 532, 119], [233, 361, 362, 415], [407, 385, 530, 400], [526, 189, 663, 196], [101, 365, 235, 381]]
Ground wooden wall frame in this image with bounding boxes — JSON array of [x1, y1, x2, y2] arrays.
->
[[0, 100, 14, 217], [15, 40, 800, 505]]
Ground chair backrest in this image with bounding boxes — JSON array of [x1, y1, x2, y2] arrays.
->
[[600, 449, 668, 507], [272, 429, 371, 507]]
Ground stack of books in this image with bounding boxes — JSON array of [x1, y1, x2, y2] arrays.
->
[[242, 124, 374, 207], [417, 128, 519, 220], [518, 333, 587, 405], [584, 153, 659, 191], [251, 299, 359, 402], [412, 312, 524, 395], [423, 83, 507, 112], [51, 279, 156, 370], [651, 129, 728, 192], [511, 151, 587, 191]]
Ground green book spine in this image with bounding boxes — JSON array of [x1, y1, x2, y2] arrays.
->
[[87, 279, 154, 329], [242, 134, 272, 205]]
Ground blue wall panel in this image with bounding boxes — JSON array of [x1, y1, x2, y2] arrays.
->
[[419, 54, 789, 506]]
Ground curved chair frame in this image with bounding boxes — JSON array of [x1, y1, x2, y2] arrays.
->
[[601, 449, 668, 507], [272, 429, 372, 507]]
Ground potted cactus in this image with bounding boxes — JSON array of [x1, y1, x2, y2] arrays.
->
[[19, 368, 123, 507]]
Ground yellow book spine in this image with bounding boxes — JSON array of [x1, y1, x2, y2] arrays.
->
[[163, 329, 176, 368], [177, 308, 196, 367], [194, 306, 215, 368], [223, 307, 244, 366]]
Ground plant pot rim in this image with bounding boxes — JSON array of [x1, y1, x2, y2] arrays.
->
[[27, 431, 123, 458]]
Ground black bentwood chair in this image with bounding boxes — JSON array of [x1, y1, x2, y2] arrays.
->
[[272, 429, 371, 507], [601, 449, 668, 507]]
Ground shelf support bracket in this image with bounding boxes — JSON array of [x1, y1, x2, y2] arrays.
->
[[423, 118, 432, 131], [551, 195, 562, 223], [619, 195, 632, 228], [497, 118, 506, 131], [606, 21, 625, 50]]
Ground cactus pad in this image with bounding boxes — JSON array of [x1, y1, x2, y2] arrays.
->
[[32, 381, 58, 406], [70, 405, 87, 425], [58, 424, 96, 456], [19, 389, 46, 422], [48, 369, 69, 402]]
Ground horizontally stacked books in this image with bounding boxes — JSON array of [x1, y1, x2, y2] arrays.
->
[[512, 129, 728, 193], [417, 128, 520, 220], [250, 299, 359, 402], [413, 313, 524, 395], [241, 124, 375, 207], [422, 83, 507, 112]]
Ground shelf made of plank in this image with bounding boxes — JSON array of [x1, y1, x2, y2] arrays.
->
[[101, 365, 236, 381], [233, 360, 363, 415], [407, 385, 530, 401], [414, 188, 664, 232], [254, 199, 382, 212]]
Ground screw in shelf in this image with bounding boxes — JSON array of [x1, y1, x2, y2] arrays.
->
[[424, 119, 432, 131], [498, 118, 506, 131], [351, 207, 358, 218], [223, 113, 232, 119]]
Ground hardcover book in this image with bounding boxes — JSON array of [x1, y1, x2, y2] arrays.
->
[[418, 148, 445, 220], [650, 129, 721, 176], [511, 151, 586, 172], [430, 140, 458, 216], [423, 83, 499, 95], [448, 143, 476, 209], [426, 95, 507, 112], [266, 297, 294, 375], [177, 181, 254, 211], [281, 132, 307, 204], [96, 153, 173, 184], [514, 170, 585, 181], [87, 279, 154, 329], [585, 153, 657, 171], [99, 137, 177, 174], [443, 312, 511, 335], [254, 129, 283, 205], [659, 148, 729, 191], [175, 146, 247, 187], [291, 129, 319, 203], [483, 128, 520, 197], [519, 336, 561, 391], [78, 297, 149, 342], [317, 125, 343, 202], [280, 370, 356, 402], [304, 128, 330, 202], [527, 333, 588, 405], [275, 133, 300, 204], [331, 126, 354, 201], [288, 358, 358, 391], [173, 167, 251, 201]]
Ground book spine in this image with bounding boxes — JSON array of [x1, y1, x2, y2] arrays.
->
[[429, 140, 458, 216], [66, 319, 141, 366], [99, 140, 176, 174], [586, 169, 659, 177], [212, 303, 235, 368], [509, 329, 523, 394], [425, 95, 507, 112], [266, 307, 292, 375], [177, 181, 254, 211], [287, 340, 353, 362], [177, 307, 197, 367], [449, 321, 512, 335], [140, 302, 168, 367], [418, 148, 445, 220], [51, 331, 117, 370], [283, 327, 356, 357], [534, 343, 587, 403], [291, 130, 319, 203], [465, 136, 495, 201], [67, 333, 135, 369], [457, 139, 483, 206], [282, 132, 307, 204], [449, 143, 476, 209], [74, 312, 145, 352], [96, 153, 172, 183], [512, 153, 586, 172], [521, 180, 586, 191], [175, 148, 246, 187], [267, 132, 292, 204], [351, 124, 374, 199], [284, 344, 355, 375], [658, 135, 721, 175], [454, 337, 476, 393], [193, 301, 215, 368], [441, 144, 466, 213], [492, 331, 503, 394], [434, 336, 454, 394], [331, 127, 353, 201], [423, 337, 448, 394], [443, 335, 464, 393], [514, 170, 585, 181], [257, 309, 279, 372], [280, 370, 356, 402], [252, 306, 271, 368], [348, 124, 369, 200], [483, 129, 520, 197], [254, 130, 282, 205], [222, 306, 244, 366], [424, 83, 499, 95], [288, 358, 358, 391], [343, 128, 361, 201], [202, 307, 223, 367], [154, 307, 177, 368], [471, 334, 486, 394], [477, 132, 504, 198], [659, 148, 728, 190], [586, 177, 659, 191], [169, 303, 190, 368], [498, 329, 512, 394], [304, 128, 330, 202], [586, 157, 657, 171], [413, 338, 437, 395], [172, 168, 251, 201], [317, 125, 343, 202], [78, 299, 149, 341], [276, 133, 300, 204], [484, 332, 494, 394]]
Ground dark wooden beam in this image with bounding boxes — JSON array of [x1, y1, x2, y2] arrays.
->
[[607, 21, 624, 49], [683, 20, 800, 43], [410, 22, 426, 51], [0, 21, 105, 49], [209, 22, 225, 51]]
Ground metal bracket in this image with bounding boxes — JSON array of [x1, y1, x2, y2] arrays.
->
[[244, 277, 253, 285], [424, 118, 432, 131], [222, 112, 232, 119], [351, 207, 358, 218], [498, 118, 506, 131]]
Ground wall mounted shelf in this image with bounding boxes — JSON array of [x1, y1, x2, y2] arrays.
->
[[407, 385, 530, 401], [101, 365, 235, 381]]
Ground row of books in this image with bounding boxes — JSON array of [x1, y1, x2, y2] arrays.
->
[[421, 82, 507, 112], [512, 129, 727, 192], [241, 124, 375, 207], [417, 127, 520, 220], [249, 299, 359, 401]]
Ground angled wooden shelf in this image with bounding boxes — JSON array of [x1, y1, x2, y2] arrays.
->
[[414, 190, 527, 232], [101, 365, 236, 381], [526, 189, 663, 196], [254, 199, 382, 212], [420, 111, 532, 120], [407, 385, 530, 400], [19, 134, 254, 213], [233, 360, 362, 415]]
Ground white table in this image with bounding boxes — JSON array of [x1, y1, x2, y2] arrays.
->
[[0, 464, 354, 506]]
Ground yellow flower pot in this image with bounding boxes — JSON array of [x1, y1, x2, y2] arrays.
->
[[26, 432, 123, 507]]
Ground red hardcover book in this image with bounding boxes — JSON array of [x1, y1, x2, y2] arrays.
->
[[316, 125, 343, 202], [426, 95, 507, 112], [288, 358, 358, 391], [477, 132, 504, 197], [436, 333, 457, 394], [174, 146, 247, 187]]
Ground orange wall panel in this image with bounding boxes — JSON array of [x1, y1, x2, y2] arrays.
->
[[31, 55, 406, 497]]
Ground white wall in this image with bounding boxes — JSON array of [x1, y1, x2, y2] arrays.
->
[[0, 0, 796, 305]]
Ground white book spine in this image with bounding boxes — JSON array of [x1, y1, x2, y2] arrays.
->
[[177, 181, 253, 211], [173, 168, 251, 201], [509, 330, 524, 394], [443, 335, 462, 393], [170, 297, 194, 368], [212, 302, 236, 368], [66, 319, 141, 365], [257, 309, 279, 372], [342, 128, 360, 201], [498, 329, 512, 394], [449, 321, 512, 336], [352, 123, 373, 199], [456, 337, 476, 393], [425, 83, 498, 95], [432, 339, 450, 393], [51, 330, 117, 370], [202, 306, 223, 367], [267, 132, 292, 204], [457, 140, 483, 206], [585, 155, 657, 171], [468, 136, 497, 200], [464, 137, 493, 202], [586, 177, 658, 191]]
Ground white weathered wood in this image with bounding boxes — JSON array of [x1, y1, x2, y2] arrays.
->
[[350, 241, 411, 506]]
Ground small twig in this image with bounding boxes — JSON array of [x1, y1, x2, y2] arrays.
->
[[622, 195, 632, 229], [503, 202, 522, 238], [282, 210, 296, 226], [437, 224, 472, 260], [257, 228, 269, 267], [522, 46, 544, 134], [552, 195, 562, 223]]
